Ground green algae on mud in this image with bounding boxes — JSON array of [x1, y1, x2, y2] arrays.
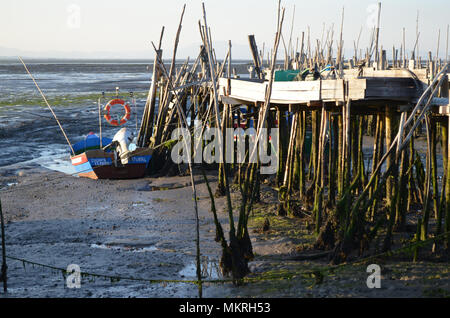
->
[[0, 92, 148, 108], [248, 202, 315, 247], [241, 188, 450, 297]]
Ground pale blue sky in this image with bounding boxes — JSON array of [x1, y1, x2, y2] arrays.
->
[[1, 0, 449, 59]]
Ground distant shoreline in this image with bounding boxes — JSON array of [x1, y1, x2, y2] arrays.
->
[[0, 57, 255, 64]]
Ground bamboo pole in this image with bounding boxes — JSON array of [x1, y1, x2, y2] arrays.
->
[[308, 110, 319, 181], [200, 15, 237, 238], [138, 48, 162, 146], [446, 24, 449, 64], [337, 6, 345, 77], [138, 26, 164, 146], [370, 114, 384, 220], [403, 28, 406, 68], [446, 115, 450, 251], [337, 113, 344, 196], [248, 35, 262, 79], [436, 29, 441, 63], [420, 116, 433, 240], [150, 38, 204, 296], [395, 124, 408, 231], [97, 97, 103, 148], [330, 66, 449, 262], [18, 57, 75, 155], [385, 106, 396, 209], [328, 113, 338, 205], [374, 2, 381, 67], [0, 198, 6, 293], [416, 10, 420, 66], [430, 118, 440, 220], [313, 106, 328, 234], [437, 121, 448, 237], [298, 111, 306, 201]]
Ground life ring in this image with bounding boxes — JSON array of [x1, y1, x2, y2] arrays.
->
[[104, 99, 131, 126]]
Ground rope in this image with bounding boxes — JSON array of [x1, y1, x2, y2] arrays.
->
[[3, 230, 449, 287], [17, 111, 81, 122]]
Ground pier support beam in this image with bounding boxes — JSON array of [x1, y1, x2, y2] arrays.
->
[[385, 106, 397, 210], [445, 116, 450, 250]]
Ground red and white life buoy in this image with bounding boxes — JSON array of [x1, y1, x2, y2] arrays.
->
[[104, 99, 131, 126]]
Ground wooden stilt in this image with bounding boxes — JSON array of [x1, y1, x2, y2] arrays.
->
[[0, 198, 7, 293]]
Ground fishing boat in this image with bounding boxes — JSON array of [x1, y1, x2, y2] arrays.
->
[[70, 132, 153, 180], [69, 95, 153, 180]]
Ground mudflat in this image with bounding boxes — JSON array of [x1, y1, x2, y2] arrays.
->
[[1, 164, 448, 298]]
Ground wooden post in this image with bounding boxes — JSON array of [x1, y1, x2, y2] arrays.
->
[[343, 99, 351, 190], [430, 118, 440, 220], [379, 50, 387, 70], [276, 109, 288, 186], [446, 115, 450, 250], [374, 2, 381, 66], [0, 198, 7, 293], [403, 28, 406, 68], [385, 106, 396, 209], [337, 113, 344, 196], [370, 114, 384, 220], [337, 6, 345, 77], [357, 116, 366, 190], [351, 116, 358, 178], [138, 48, 162, 146], [437, 120, 448, 236], [418, 116, 431, 241], [298, 111, 306, 200], [392, 46, 396, 68], [313, 107, 327, 234], [416, 10, 420, 66], [436, 29, 441, 64], [308, 110, 319, 181], [248, 35, 262, 79], [407, 134, 416, 210], [328, 113, 338, 204], [395, 112, 409, 231], [446, 24, 449, 64]]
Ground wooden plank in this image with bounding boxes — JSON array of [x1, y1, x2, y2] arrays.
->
[[344, 68, 428, 79], [365, 87, 418, 98], [270, 89, 321, 102], [219, 95, 244, 105], [272, 81, 320, 91], [436, 106, 450, 115], [219, 76, 420, 105], [364, 77, 417, 87]]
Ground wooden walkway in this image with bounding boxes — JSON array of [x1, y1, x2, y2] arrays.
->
[[218, 68, 449, 114]]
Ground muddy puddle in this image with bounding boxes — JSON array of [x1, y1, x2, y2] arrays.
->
[[179, 257, 222, 280], [90, 243, 158, 253]]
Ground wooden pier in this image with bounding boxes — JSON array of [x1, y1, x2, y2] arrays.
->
[[134, 2, 450, 278], [219, 69, 448, 111]]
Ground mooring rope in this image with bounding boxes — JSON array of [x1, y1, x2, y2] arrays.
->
[[2, 230, 449, 288]]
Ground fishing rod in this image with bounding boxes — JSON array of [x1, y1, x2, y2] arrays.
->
[[18, 57, 75, 155]]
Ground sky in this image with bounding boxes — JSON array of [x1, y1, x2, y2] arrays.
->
[[0, 0, 449, 59]]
